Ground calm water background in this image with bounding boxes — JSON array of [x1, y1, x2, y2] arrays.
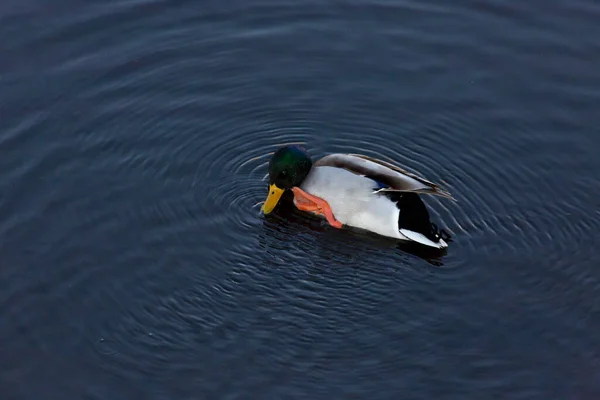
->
[[1, 0, 600, 399]]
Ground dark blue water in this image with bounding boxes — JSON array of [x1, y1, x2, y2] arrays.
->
[[2, 1, 600, 399]]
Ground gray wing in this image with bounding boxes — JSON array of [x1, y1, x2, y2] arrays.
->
[[313, 153, 455, 200]]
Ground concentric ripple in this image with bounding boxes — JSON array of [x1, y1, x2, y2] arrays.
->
[[2, 0, 600, 399]]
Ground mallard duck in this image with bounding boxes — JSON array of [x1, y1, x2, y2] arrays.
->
[[260, 145, 453, 249]]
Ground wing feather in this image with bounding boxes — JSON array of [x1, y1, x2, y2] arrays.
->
[[313, 153, 455, 200]]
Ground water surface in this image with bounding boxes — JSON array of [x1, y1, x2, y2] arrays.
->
[[1, 0, 600, 399]]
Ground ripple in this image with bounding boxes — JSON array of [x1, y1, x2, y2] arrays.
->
[[2, 0, 600, 398]]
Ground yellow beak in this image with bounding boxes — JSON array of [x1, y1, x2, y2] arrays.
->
[[261, 184, 284, 214]]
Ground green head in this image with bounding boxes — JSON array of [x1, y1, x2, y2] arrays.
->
[[261, 145, 313, 214]]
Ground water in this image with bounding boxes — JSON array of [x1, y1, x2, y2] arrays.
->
[[1, 0, 599, 398]]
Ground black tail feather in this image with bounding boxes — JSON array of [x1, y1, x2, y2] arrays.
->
[[393, 193, 451, 243]]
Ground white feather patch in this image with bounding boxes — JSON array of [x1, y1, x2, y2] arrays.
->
[[299, 166, 449, 248], [399, 229, 448, 249]]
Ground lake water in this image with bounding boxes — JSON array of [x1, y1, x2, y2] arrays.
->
[[1, 0, 600, 399]]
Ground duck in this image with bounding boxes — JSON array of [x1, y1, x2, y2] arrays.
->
[[260, 145, 454, 249]]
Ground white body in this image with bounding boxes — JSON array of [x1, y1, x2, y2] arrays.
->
[[296, 166, 447, 249]]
